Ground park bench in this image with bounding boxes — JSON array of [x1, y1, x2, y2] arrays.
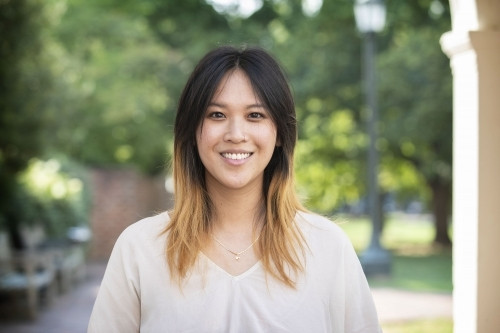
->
[[0, 225, 89, 320], [45, 240, 87, 294], [0, 230, 56, 320]]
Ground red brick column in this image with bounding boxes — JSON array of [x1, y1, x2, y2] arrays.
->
[[88, 169, 173, 260]]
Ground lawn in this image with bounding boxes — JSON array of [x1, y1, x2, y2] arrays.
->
[[335, 213, 453, 332], [382, 318, 453, 333], [335, 213, 452, 293]]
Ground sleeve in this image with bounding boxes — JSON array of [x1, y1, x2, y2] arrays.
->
[[88, 228, 141, 333], [342, 238, 383, 333]]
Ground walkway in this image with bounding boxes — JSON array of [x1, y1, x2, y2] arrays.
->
[[0, 262, 452, 332]]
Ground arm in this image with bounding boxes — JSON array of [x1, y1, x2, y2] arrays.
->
[[342, 239, 382, 333], [88, 229, 141, 333]]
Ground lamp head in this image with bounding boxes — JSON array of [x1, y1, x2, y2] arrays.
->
[[354, 0, 386, 33]]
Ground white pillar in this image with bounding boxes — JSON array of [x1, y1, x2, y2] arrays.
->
[[441, 28, 500, 333]]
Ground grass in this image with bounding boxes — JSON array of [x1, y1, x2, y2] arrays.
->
[[336, 213, 453, 293], [368, 253, 452, 292], [382, 318, 453, 333]]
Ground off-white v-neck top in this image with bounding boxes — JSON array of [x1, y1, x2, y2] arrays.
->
[[88, 212, 381, 332]]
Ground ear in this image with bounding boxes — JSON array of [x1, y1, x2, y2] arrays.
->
[[276, 136, 282, 147]]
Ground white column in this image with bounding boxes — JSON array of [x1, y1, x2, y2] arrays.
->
[[441, 29, 500, 333]]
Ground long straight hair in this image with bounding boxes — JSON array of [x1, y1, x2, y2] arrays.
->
[[165, 45, 306, 287]]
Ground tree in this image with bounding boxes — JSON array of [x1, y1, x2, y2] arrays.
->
[[378, 26, 452, 245], [0, 0, 53, 233], [272, 0, 453, 247], [0, 0, 50, 177], [42, 0, 179, 174]]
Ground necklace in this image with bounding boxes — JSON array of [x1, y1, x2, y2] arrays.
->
[[212, 233, 261, 260]]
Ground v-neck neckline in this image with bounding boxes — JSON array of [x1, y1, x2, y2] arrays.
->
[[199, 252, 262, 280]]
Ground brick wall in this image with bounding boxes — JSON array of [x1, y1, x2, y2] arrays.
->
[[88, 169, 173, 260]]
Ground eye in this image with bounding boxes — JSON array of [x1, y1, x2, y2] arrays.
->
[[248, 112, 264, 119], [207, 111, 225, 119]]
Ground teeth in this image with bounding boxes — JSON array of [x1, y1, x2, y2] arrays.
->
[[222, 153, 251, 160]]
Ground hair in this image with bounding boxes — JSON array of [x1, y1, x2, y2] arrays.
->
[[165, 45, 306, 288]]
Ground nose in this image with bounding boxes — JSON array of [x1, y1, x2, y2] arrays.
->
[[223, 118, 247, 143]]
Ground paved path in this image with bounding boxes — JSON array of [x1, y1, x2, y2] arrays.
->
[[0, 262, 452, 332], [0, 263, 103, 333], [372, 288, 452, 323]]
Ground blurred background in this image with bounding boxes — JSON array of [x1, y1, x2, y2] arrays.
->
[[1, 0, 454, 332]]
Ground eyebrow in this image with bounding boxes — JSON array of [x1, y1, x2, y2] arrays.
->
[[208, 102, 266, 109]]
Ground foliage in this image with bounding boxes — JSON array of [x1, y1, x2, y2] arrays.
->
[[289, 0, 452, 227], [0, 0, 51, 176], [296, 110, 365, 211], [377, 4, 453, 244], [43, 0, 178, 174], [0, 0, 56, 243], [2, 156, 91, 247], [21, 157, 91, 230], [378, 27, 452, 189]]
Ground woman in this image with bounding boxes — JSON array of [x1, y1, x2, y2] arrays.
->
[[88, 46, 381, 332]]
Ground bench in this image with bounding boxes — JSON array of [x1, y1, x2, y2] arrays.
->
[[0, 231, 56, 320], [0, 225, 90, 321]]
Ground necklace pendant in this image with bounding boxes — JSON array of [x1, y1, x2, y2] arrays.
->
[[235, 256, 240, 260]]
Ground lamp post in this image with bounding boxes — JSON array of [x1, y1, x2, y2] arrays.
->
[[354, 0, 391, 276]]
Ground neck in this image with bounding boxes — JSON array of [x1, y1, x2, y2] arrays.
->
[[207, 182, 264, 234]]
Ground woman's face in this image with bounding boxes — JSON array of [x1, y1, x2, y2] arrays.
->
[[196, 69, 278, 194]]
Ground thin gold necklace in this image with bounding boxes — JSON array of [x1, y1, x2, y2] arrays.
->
[[212, 233, 261, 260]]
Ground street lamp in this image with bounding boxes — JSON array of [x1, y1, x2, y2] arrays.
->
[[354, 0, 391, 276]]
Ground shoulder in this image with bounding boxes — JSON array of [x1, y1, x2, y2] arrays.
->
[[295, 211, 352, 249], [296, 211, 347, 237], [117, 211, 170, 247]]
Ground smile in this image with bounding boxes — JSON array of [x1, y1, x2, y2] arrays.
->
[[221, 152, 252, 160]]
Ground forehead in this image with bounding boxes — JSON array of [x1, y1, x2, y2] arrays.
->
[[211, 69, 261, 104]]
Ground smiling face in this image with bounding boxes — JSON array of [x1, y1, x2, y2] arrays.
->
[[196, 69, 278, 194]]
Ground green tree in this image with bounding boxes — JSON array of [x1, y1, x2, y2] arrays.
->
[[274, 0, 452, 247], [296, 110, 365, 211], [42, 0, 179, 174], [378, 26, 452, 245], [0, 0, 50, 178], [0, 0, 53, 233]]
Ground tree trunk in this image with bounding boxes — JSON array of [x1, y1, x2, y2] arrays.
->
[[430, 180, 452, 246]]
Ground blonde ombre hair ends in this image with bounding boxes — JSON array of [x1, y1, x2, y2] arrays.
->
[[164, 46, 306, 287]]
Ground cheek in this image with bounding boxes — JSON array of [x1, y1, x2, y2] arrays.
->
[[258, 123, 278, 146], [196, 126, 218, 160], [197, 127, 214, 147]]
